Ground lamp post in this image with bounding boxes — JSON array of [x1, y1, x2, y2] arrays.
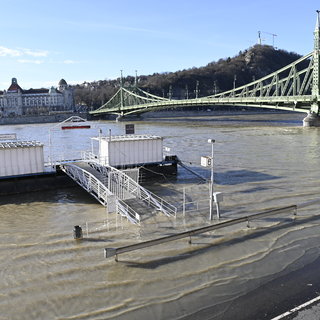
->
[[168, 85, 172, 100], [208, 139, 215, 220], [195, 80, 200, 99], [201, 139, 222, 220], [135, 70, 138, 87], [213, 81, 217, 95]]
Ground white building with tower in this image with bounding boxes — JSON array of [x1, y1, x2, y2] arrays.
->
[[0, 78, 74, 117]]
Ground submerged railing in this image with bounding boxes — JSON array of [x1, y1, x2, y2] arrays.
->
[[104, 199, 320, 261], [84, 158, 177, 217], [60, 163, 141, 224]]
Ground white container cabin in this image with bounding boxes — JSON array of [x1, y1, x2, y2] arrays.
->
[[0, 141, 45, 177], [92, 134, 164, 167]]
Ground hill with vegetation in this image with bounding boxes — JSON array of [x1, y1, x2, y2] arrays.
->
[[73, 44, 303, 110]]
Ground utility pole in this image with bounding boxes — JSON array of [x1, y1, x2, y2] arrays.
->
[[195, 81, 200, 99], [120, 70, 123, 87], [209, 139, 214, 220], [271, 33, 277, 47], [120, 70, 124, 108], [258, 31, 262, 45], [213, 81, 218, 95], [185, 84, 189, 99], [168, 85, 172, 100], [134, 70, 138, 87]]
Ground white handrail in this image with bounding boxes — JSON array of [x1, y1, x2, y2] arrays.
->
[[60, 163, 141, 224], [85, 159, 177, 217]]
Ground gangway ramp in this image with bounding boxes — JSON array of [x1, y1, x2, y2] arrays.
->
[[60, 160, 177, 224], [61, 161, 109, 205], [60, 161, 139, 224], [87, 161, 177, 217]]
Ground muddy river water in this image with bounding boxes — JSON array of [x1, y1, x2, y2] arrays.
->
[[1, 111, 320, 319]]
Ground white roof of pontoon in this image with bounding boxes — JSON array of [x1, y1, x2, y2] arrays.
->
[[0, 140, 43, 149], [91, 134, 162, 142]]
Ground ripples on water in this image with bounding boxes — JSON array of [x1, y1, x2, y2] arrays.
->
[[1, 112, 320, 319]]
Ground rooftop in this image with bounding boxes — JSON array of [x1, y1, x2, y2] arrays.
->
[[0, 140, 43, 149], [23, 88, 50, 94], [92, 134, 162, 142]]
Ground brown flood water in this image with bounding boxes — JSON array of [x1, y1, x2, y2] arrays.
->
[[1, 111, 320, 320]]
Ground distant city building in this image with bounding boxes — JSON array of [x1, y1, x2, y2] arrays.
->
[[0, 78, 74, 117]]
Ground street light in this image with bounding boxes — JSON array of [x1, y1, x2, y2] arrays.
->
[[201, 139, 222, 220], [208, 139, 215, 220], [195, 80, 200, 99]]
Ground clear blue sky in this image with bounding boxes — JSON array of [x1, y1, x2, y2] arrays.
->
[[0, 0, 319, 90]]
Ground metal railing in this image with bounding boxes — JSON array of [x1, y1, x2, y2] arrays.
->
[[116, 201, 141, 224], [104, 203, 310, 260], [177, 198, 210, 215], [81, 151, 109, 165], [60, 163, 110, 205], [60, 163, 141, 224], [82, 157, 177, 217]]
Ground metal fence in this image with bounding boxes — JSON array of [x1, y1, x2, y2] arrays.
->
[[104, 199, 320, 260], [60, 163, 141, 224], [84, 158, 177, 217]]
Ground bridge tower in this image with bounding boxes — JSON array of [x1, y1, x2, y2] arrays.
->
[[312, 10, 320, 111], [304, 11, 320, 126]]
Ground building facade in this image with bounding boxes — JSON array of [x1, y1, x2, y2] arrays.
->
[[0, 78, 74, 117]]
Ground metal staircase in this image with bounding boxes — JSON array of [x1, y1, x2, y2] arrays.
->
[[87, 160, 177, 217], [60, 162, 140, 224], [60, 160, 177, 224]]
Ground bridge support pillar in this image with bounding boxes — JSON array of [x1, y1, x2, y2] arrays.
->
[[303, 111, 320, 127], [116, 115, 123, 122]]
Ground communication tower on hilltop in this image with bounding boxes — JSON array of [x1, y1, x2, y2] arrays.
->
[[258, 31, 277, 47]]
